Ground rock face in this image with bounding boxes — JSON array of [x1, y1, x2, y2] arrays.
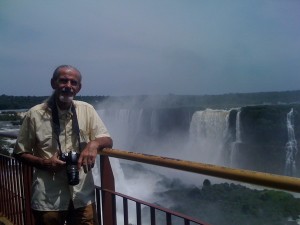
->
[[233, 104, 300, 176]]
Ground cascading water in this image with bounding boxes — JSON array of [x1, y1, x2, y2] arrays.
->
[[188, 109, 230, 165], [96, 107, 237, 196], [97, 108, 144, 149], [92, 104, 300, 225], [96, 108, 166, 225], [230, 109, 241, 166], [235, 109, 242, 143], [284, 108, 298, 176], [97, 108, 149, 192]]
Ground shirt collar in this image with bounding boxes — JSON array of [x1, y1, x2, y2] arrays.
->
[[57, 103, 73, 118]]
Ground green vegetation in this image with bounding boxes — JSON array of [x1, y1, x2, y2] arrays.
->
[[122, 163, 300, 225], [0, 95, 110, 110], [0, 90, 299, 110], [0, 95, 47, 110], [0, 111, 22, 121], [156, 181, 300, 225]]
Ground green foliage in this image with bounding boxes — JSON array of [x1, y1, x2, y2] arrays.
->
[[0, 95, 109, 110], [156, 181, 300, 225], [0, 90, 299, 110], [0, 95, 48, 110], [0, 111, 21, 121]]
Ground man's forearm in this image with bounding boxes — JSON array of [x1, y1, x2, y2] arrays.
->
[[15, 152, 65, 172], [15, 153, 45, 169], [95, 137, 113, 150]]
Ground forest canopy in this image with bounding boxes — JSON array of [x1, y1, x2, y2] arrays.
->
[[0, 90, 299, 110]]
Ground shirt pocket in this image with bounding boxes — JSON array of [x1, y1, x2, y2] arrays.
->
[[36, 134, 57, 157], [36, 130, 53, 147], [79, 129, 90, 150]]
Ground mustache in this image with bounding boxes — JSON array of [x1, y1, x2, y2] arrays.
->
[[61, 87, 74, 94]]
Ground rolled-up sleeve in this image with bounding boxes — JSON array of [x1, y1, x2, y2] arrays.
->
[[14, 112, 35, 155], [90, 108, 110, 139]]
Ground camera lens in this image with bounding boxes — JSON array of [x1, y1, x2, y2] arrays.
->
[[66, 165, 79, 185], [64, 151, 80, 185]]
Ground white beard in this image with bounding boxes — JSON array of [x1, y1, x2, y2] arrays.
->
[[59, 95, 74, 103]]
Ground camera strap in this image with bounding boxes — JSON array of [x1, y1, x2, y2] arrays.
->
[[51, 99, 81, 155]]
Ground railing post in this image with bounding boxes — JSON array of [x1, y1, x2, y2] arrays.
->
[[100, 155, 116, 225], [22, 163, 34, 225]]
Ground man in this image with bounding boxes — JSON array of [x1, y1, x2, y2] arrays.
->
[[14, 65, 113, 225]]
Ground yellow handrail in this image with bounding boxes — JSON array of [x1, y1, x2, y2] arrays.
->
[[99, 148, 300, 193]]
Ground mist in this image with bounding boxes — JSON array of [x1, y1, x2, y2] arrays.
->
[[89, 93, 300, 224], [91, 98, 240, 224]]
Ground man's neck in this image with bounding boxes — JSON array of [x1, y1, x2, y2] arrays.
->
[[56, 99, 72, 110]]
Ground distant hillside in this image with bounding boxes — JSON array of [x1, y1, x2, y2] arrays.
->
[[98, 90, 300, 109], [0, 95, 109, 110], [0, 90, 299, 110]]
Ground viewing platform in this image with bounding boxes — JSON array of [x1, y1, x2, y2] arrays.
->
[[1, 132, 300, 225]]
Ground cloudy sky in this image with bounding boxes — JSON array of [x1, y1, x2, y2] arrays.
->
[[1, 0, 300, 96]]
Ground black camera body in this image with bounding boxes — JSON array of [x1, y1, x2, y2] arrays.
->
[[60, 151, 80, 185]]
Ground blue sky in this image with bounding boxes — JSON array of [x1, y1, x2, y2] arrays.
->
[[0, 0, 300, 96]]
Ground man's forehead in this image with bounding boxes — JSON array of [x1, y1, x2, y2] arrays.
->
[[58, 68, 80, 78]]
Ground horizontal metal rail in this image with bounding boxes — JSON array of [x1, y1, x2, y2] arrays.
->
[[4, 131, 300, 193], [96, 187, 212, 225], [98, 148, 300, 193]]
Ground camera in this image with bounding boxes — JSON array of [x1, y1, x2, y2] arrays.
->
[[60, 151, 80, 185]]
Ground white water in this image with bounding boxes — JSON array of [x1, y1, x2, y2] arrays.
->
[[96, 109, 170, 225], [285, 108, 298, 176], [94, 106, 300, 224], [230, 109, 241, 166], [188, 109, 230, 165], [96, 108, 236, 190]]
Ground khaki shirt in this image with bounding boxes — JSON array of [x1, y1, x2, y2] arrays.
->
[[14, 100, 110, 211]]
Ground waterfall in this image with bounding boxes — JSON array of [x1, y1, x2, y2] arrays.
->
[[285, 108, 298, 176], [96, 108, 170, 193], [98, 108, 144, 149], [188, 109, 230, 165], [235, 109, 242, 143], [150, 110, 159, 136], [230, 109, 242, 166]]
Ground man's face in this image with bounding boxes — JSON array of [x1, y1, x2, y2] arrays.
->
[[51, 67, 81, 104]]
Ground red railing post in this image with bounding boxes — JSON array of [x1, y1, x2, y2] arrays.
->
[[100, 155, 116, 225], [22, 163, 34, 225]]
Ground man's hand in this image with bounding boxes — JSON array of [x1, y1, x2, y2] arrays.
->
[[15, 152, 66, 173], [42, 152, 66, 172], [77, 137, 113, 173], [78, 140, 98, 173]]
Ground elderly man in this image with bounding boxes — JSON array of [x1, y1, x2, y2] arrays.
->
[[14, 65, 113, 225]]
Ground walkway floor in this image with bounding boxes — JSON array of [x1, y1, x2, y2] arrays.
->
[[0, 216, 13, 225]]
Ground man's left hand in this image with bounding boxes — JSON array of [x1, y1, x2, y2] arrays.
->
[[78, 140, 98, 173]]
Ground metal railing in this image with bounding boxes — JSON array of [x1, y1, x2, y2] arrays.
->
[[0, 132, 211, 225], [99, 148, 300, 193], [0, 154, 33, 225], [0, 153, 210, 225], [1, 132, 300, 225]]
